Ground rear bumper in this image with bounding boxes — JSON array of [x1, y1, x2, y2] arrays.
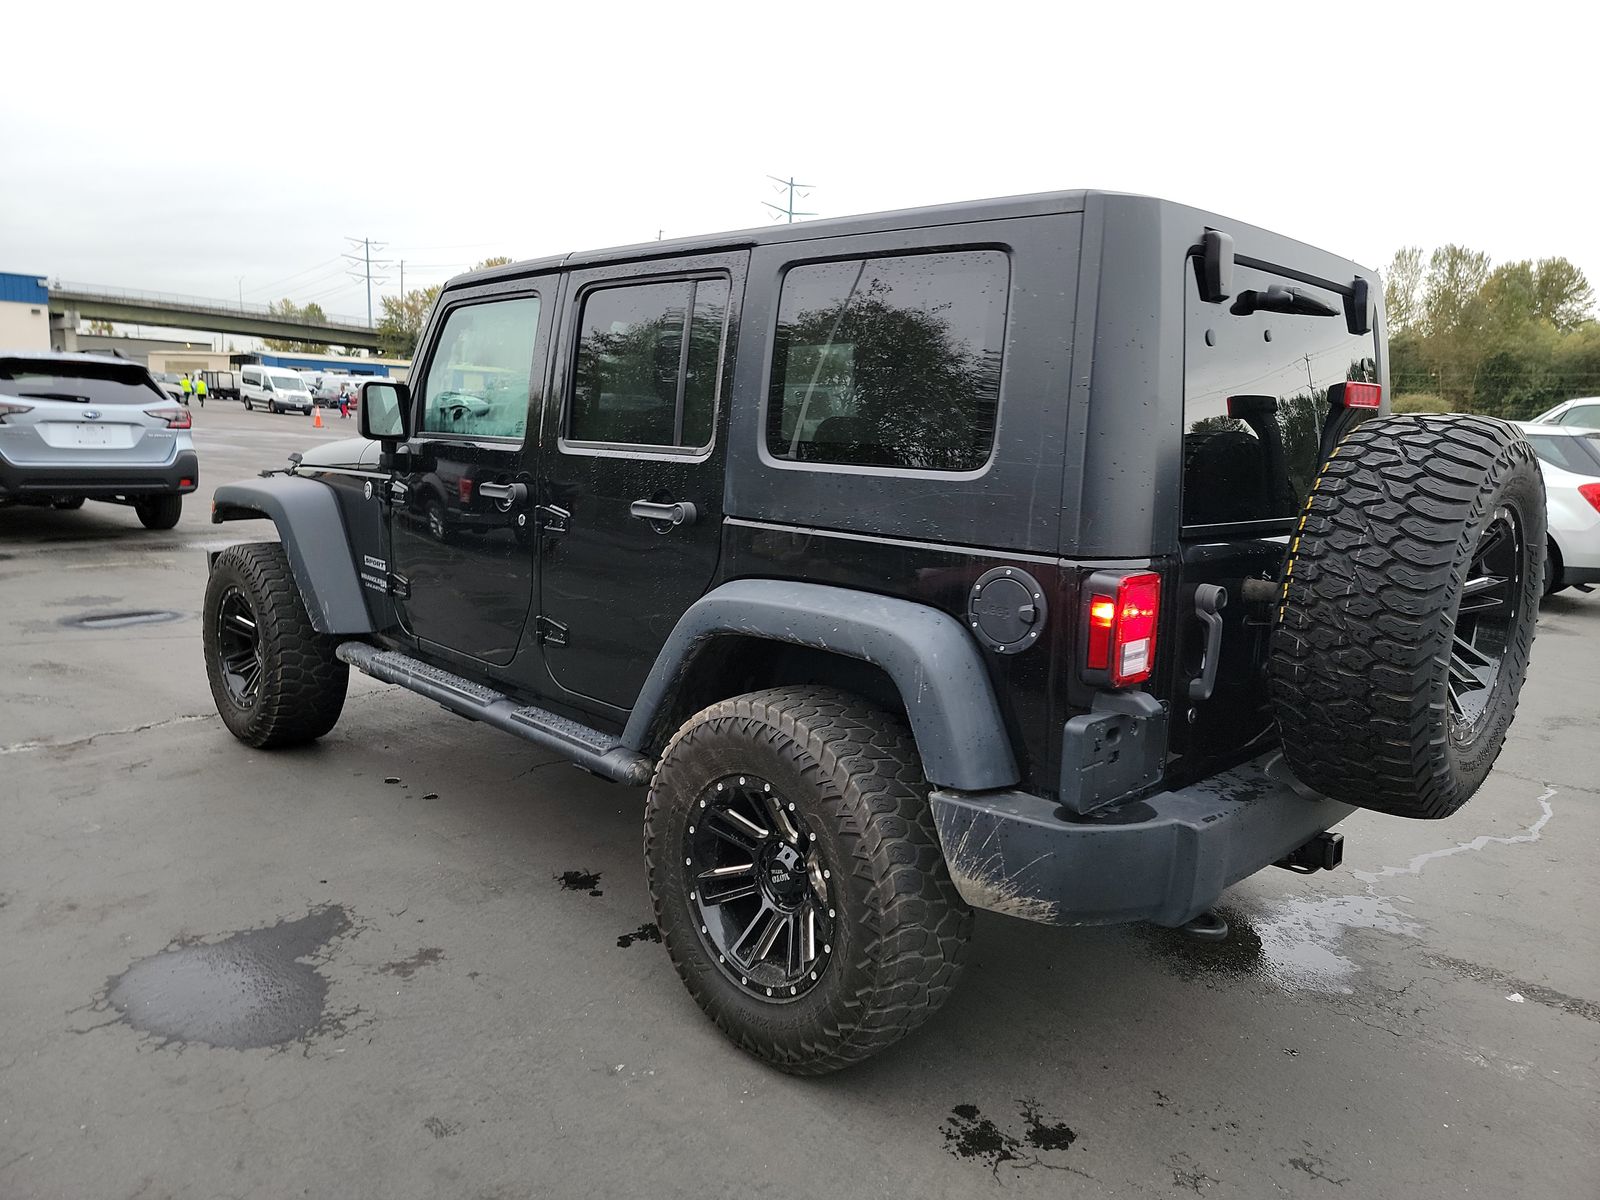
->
[[0, 449, 199, 497], [930, 752, 1354, 928]]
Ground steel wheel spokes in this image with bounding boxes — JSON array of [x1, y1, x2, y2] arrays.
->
[[217, 589, 263, 708], [1449, 508, 1524, 736], [686, 772, 833, 1000]]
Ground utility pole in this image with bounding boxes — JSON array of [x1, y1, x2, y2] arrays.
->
[[764, 176, 816, 223], [235, 276, 244, 309], [398, 260, 405, 299], [343, 236, 391, 327]]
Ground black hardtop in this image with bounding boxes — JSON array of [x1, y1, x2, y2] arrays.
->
[[441, 189, 1375, 296]]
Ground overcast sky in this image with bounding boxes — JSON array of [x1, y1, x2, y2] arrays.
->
[[4, 0, 1596, 329]]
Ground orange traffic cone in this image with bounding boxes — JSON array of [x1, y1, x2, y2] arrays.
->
[[312, 405, 324, 429]]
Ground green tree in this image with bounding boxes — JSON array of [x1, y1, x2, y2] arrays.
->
[[1384, 246, 1425, 334], [377, 285, 442, 358], [263, 298, 331, 352], [1422, 245, 1492, 338], [1531, 258, 1594, 331], [474, 256, 514, 270]]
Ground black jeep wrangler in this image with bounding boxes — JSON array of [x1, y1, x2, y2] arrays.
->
[[202, 191, 1545, 1073]]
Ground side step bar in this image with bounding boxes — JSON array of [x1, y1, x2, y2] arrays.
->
[[336, 642, 653, 787]]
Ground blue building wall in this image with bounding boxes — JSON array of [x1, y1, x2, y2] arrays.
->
[[256, 352, 390, 376], [0, 272, 49, 305]]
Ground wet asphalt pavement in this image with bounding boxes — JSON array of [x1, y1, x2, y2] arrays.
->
[[1, 403, 1596, 1199]]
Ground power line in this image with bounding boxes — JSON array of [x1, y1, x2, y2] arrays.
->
[[764, 175, 817, 224], [242, 256, 346, 297], [343, 236, 392, 328]]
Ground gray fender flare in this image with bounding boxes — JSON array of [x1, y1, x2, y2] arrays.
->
[[211, 476, 374, 634], [621, 580, 1019, 792]]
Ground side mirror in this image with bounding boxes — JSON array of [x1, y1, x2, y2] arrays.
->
[[360, 380, 411, 442]]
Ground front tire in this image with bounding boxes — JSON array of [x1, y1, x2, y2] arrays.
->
[[203, 543, 348, 748], [645, 686, 972, 1075], [135, 494, 182, 530]]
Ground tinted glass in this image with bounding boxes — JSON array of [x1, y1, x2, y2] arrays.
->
[[1526, 432, 1600, 477], [765, 251, 1007, 471], [0, 358, 165, 405], [421, 296, 540, 439], [1183, 264, 1378, 527], [1556, 404, 1600, 429], [569, 277, 727, 448]]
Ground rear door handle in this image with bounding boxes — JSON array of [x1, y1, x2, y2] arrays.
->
[[629, 500, 698, 527]]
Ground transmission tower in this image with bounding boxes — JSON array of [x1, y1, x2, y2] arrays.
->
[[764, 176, 817, 223], [343, 236, 392, 327]]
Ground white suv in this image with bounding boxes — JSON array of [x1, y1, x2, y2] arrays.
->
[[1531, 397, 1600, 430]]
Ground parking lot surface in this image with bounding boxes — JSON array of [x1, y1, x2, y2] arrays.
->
[[2, 402, 1596, 1199]]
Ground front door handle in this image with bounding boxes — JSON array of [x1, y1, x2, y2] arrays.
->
[[478, 481, 527, 512], [629, 499, 698, 527]]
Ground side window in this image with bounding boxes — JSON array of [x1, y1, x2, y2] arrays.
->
[[567, 277, 729, 449], [765, 251, 1008, 471], [1558, 404, 1600, 428], [420, 296, 541, 439]]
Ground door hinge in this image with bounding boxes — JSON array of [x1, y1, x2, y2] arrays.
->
[[535, 615, 568, 647], [388, 572, 411, 599], [536, 504, 570, 535]]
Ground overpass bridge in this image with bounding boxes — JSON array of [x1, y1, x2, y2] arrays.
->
[[47, 282, 382, 350]]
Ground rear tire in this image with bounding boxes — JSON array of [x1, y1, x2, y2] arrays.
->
[[203, 543, 348, 748], [135, 494, 182, 530], [645, 686, 972, 1074], [1270, 415, 1544, 819]]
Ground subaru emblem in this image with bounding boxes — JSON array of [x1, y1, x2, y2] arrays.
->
[[83, 409, 102, 420]]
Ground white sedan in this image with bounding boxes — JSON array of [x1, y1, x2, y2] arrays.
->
[[1516, 422, 1600, 595]]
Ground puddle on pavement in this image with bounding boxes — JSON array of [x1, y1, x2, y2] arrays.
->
[[1141, 894, 1420, 994], [941, 1099, 1080, 1174], [103, 905, 354, 1049], [556, 869, 603, 897], [616, 922, 662, 948], [61, 609, 184, 630]]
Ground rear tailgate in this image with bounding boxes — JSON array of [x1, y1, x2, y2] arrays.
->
[[1164, 259, 1381, 782], [0, 356, 181, 466]]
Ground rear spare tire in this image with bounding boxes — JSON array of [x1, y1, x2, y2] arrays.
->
[[1269, 415, 1544, 819]]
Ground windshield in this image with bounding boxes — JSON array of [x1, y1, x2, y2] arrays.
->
[[271, 375, 306, 392], [0, 357, 166, 404], [1525, 431, 1600, 478]]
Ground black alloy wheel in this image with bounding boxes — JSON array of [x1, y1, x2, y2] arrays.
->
[[686, 773, 835, 1001], [1449, 506, 1525, 738], [216, 587, 264, 708]]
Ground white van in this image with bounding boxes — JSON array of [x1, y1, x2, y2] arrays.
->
[[240, 365, 315, 414]]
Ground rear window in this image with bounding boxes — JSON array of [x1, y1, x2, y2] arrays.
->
[[765, 250, 1007, 472], [0, 357, 166, 405], [1526, 432, 1600, 477], [1182, 265, 1377, 528]]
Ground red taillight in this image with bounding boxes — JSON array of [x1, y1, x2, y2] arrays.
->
[[1082, 571, 1161, 688], [1579, 482, 1600, 514], [1337, 381, 1382, 409], [458, 478, 474, 503], [146, 406, 192, 429]]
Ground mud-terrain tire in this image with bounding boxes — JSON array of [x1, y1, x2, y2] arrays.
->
[[203, 542, 348, 748], [135, 494, 182, 530], [645, 687, 972, 1074], [1270, 415, 1544, 819]]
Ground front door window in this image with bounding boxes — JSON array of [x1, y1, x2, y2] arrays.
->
[[421, 297, 542, 440]]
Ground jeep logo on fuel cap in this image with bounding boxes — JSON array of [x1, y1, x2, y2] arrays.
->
[[967, 566, 1048, 655]]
